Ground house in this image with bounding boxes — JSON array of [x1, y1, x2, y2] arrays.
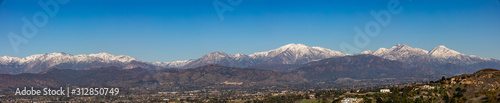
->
[[380, 89, 390, 93], [341, 97, 363, 103], [421, 85, 435, 89]]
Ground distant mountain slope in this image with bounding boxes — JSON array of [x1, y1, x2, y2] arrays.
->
[[360, 68, 500, 103], [435, 68, 500, 102], [0, 73, 63, 88], [0, 65, 308, 93], [39, 66, 153, 87], [292, 54, 434, 81], [146, 64, 308, 89]]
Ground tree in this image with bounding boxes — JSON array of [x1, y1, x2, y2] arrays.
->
[[440, 76, 447, 84], [365, 98, 373, 103], [376, 97, 384, 103], [321, 98, 328, 103], [362, 96, 370, 103], [487, 92, 497, 102], [332, 98, 341, 103]]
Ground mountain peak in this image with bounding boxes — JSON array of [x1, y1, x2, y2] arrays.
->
[[246, 43, 348, 64], [51, 52, 70, 56], [88, 52, 115, 57], [372, 44, 429, 60], [208, 51, 228, 55], [279, 43, 309, 50], [283, 43, 307, 47], [436, 45, 447, 48], [429, 45, 462, 58], [201, 51, 230, 59], [388, 44, 428, 53], [97, 52, 111, 55], [86, 52, 138, 62], [392, 44, 411, 49], [234, 53, 246, 57], [360, 50, 373, 54]]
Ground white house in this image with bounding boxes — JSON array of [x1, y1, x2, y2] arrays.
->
[[341, 97, 363, 103], [421, 85, 435, 89], [380, 89, 390, 93]]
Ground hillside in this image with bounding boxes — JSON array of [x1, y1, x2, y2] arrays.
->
[[293, 54, 435, 81], [0, 65, 309, 94], [442, 68, 500, 102], [145, 64, 308, 90], [359, 68, 500, 103]]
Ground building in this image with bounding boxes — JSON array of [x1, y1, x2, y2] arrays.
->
[[380, 89, 390, 93], [341, 97, 363, 103], [421, 85, 435, 89]]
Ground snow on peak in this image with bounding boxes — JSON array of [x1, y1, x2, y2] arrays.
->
[[51, 52, 71, 56], [395, 44, 409, 47], [87, 52, 138, 62], [197, 51, 232, 61], [276, 43, 310, 53], [204, 51, 229, 57], [88, 52, 112, 57], [250, 43, 348, 58], [234, 53, 247, 57], [153, 59, 194, 68], [389, 44, 425, 52], [0, 56, 21, 64], [389, 44, 428, 53], [371, 44, 428, 60], [428, 45, 463, 58], [0, 52, 139, 65], [372, 48, 388, 55], [279, 43, 309, 50], [360, 50, 373, 54]]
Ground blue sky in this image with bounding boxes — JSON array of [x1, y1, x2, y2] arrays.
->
[[0, 0, 499, 62]]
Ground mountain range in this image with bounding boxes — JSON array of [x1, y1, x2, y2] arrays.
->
[[153, 43, 349, 68], [0, 44, 499, 75], [1, 43, 500, 92], [0, 52, 164, 74]]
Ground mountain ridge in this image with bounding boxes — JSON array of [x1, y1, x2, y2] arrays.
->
[[1, 44, 499, 74]]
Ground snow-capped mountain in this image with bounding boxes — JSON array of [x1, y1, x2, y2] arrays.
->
[[249, 43, 349, 64], [0, 52, 163, 74], [0, 52, 138, 65], [1, 43, 499, 74], [156, 43, 350, 68], [428, 45, 462, 58], [153, 59, 194, 68], [156, 43, 499, 69], [181, 51, 259, 68], [365, 44, 432, 66], [362, 44, 498, 67], [371, 44, 429, 60]]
